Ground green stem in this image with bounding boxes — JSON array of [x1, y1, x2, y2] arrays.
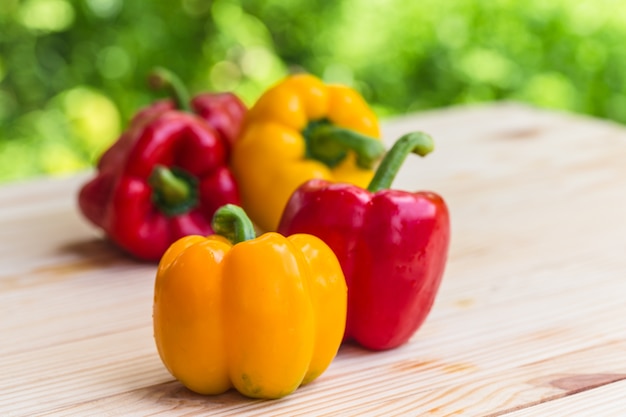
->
[[367, 131, 434, 192], [149, 165, 198, 216], [211, 204, 257, 244], [305, 120, 385, 169], [148, 67, 192, 112]]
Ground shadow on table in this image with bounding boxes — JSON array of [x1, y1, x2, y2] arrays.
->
[[56, 237, 152, 270]]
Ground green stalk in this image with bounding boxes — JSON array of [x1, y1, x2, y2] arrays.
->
[[367, 132, 434, 192], [211, 204, 257, 244], [148, 67, 192, 112], [149, 165, 198, 216], [304, 120, 386, 169]]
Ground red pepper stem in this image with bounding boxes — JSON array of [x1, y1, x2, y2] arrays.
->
[[149, 67, 192, 112], [212, 204, 256, 244], [306, 122, 385, 169], [366, 131, 434, 192], [150, 165, 191, 206]]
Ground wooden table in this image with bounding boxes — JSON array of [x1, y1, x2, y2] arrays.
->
[[2, 103, 626, 416]]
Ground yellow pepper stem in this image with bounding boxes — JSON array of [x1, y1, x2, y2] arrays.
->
[[212, 204, 257, 244], [304, 120, 386, 169], [367, 131, 434, 192]]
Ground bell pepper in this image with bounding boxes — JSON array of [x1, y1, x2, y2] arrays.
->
[[153, 204, 347, 399], [190, 89, 246, 154], [231, 73, 386, 232], [78, 68, 246, 261], [278, 132, 450, 350]]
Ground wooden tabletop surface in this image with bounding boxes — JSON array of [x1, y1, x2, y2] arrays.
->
[[2, 103, 626, 416]]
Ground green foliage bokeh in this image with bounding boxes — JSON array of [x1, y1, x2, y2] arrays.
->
[[1, 0, 625, 182]]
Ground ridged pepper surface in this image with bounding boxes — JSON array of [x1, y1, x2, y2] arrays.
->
[[278, 132, 450, 350], [153, 205, 347, 399], [231, 73, 385, 231], [78, 69, 246, 260]]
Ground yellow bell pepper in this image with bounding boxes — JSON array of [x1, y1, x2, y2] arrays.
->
[[153, 204, 347, 399], [231, 73, 384, 232]]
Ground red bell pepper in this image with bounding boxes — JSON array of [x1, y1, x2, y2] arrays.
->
[[190, 90, 246, 154], [277, 132, 450, 350], [78, 68, 246, 261]]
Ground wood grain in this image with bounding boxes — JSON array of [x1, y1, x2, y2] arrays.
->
[[2, 103, 626, 416]]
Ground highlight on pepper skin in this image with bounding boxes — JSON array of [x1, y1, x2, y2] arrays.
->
[[153, 204, 348, 399], [277, 132, 451, 351], [77, 68, 246, 261], [231, 73, 385, 233]]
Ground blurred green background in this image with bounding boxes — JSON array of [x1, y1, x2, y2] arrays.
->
[[1, 0, 624, 183]]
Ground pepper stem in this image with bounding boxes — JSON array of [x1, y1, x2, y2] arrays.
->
[[212, 204, 257, 244], [149, 67, 192, 112], [149, 165, 198, 216], [366, 132, 435, 192], [304, 120, 385, 169]]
